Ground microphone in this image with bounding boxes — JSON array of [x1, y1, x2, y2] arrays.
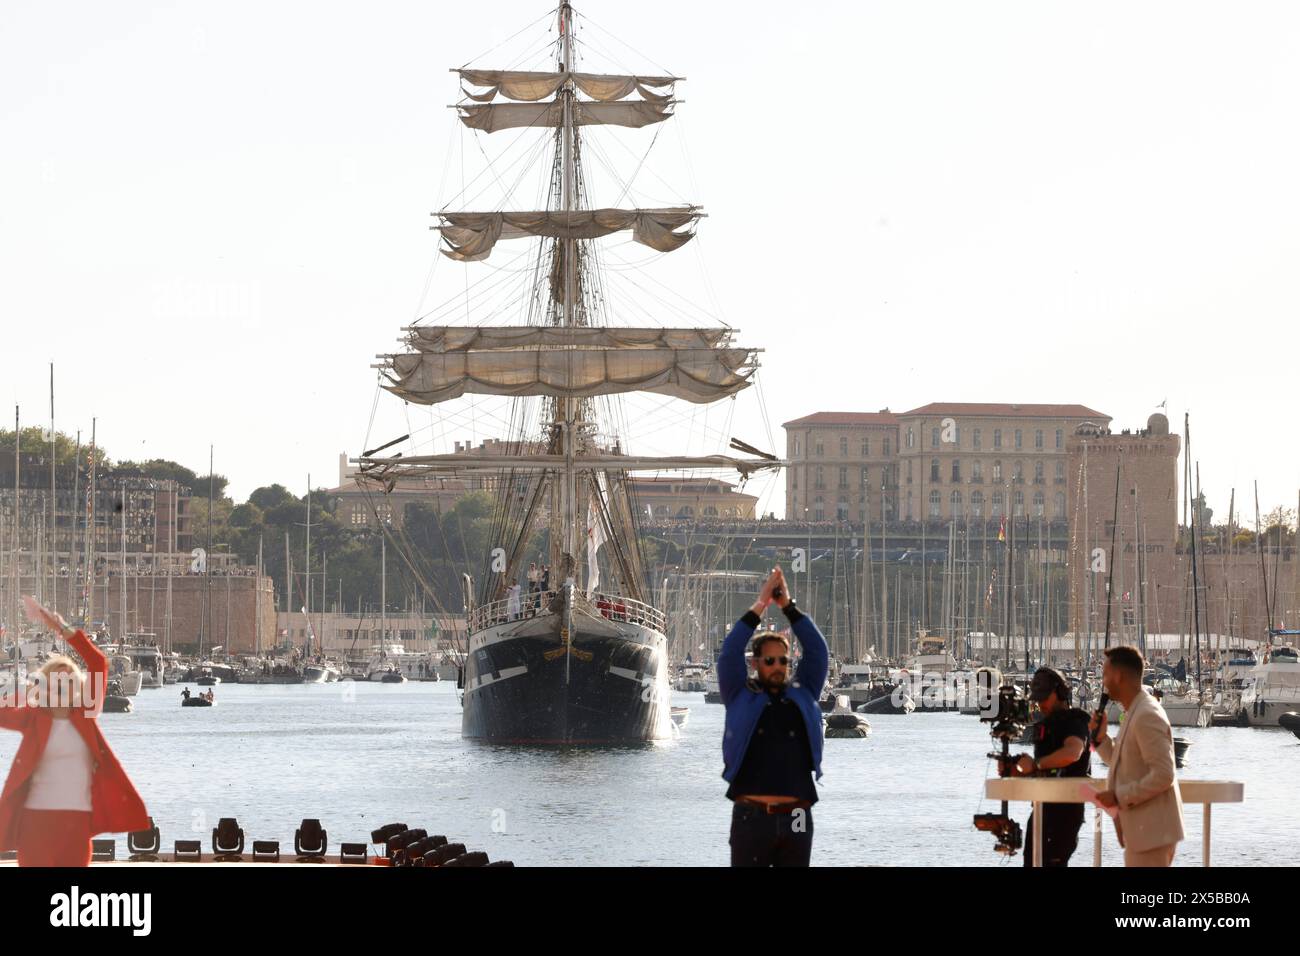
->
[[1092, 693, 1109, 745]]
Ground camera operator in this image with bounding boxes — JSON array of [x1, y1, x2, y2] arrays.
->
[[1002, 667, 1090, 867], [717, 566, 829, 867]]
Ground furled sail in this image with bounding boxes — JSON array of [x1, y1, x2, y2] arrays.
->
[[456, 100, 673, 134], [456, 69, 678, 103], [380, 345, 758, 405], [437, 208, 700, 261], [403, 326, 734, 353]]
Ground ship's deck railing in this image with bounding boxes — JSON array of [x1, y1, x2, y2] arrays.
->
[[467, 590, 665, 635], [985, 777, 1244, 867], [468, 591, 558, 634]]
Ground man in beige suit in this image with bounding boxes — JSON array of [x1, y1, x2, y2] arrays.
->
[[1089, 646, 1185, 866]]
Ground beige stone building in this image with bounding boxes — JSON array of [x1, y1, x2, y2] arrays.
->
[[783, 411, 901, 523], [783, 403, 1112, 524], [630, 476, 757, 520], [896, 402, 1110, 522], [1066, 414, 1182, 642]]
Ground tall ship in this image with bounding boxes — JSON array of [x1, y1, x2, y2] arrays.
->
[[354, 4, 780, 742]]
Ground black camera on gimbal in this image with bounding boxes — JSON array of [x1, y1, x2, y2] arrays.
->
[[972, 677, 1032, 856]]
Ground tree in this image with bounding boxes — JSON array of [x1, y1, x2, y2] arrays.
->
[[0, 427, 96, 468]]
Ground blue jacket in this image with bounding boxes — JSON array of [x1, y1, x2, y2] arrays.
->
[[718, 606, 829, 784]]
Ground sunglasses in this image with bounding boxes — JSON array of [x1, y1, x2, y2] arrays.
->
[[762, 656, 791, 666]]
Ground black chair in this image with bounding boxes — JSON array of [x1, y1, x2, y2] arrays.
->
[[91, 839, 116, 862], [252, 840, 281, 863], [212, 818, 244, 861], [442, 851, 489, 868], [127, 818, 161, 862], [294, 818, 327, 862], [339, 842, 368, 865], [174, 840, 202, 862]]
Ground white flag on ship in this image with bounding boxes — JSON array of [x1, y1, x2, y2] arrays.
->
[[587, 473, 609, 598]]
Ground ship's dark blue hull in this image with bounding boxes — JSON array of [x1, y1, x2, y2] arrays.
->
[[461, 621, 671, 743]]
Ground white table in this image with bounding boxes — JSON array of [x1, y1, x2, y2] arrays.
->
[[984, 777, 1245, 867]]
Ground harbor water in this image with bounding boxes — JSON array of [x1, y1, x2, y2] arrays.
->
[[1, 682, 1290, 866]]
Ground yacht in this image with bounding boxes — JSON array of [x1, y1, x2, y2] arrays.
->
[[1241, 641, 1300, 727], [1151, 677, 1213, 728]]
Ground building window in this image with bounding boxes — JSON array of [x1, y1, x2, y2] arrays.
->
[[1055, 429, 1063, 450], [838, 466, 848, 489], [1034, 461, 1044, 484], [906, 428, 914, 449], [971, 491, 985, 517], [793, 438, 800, 457], [905, 492, 913, 520], [704, 506, 718, 517], [860, 437, 869, 457], [1035, 429, 1044, 450], [860, 466, 869, 487], [1013, 461, 1024, 483], [814, 496, 825, 521], [678, 505, 694, 517], [840, 436, 848, 457], [815, 441, 824, 457], [815, 466, 825, 490], [1054, 492, 1066, 518], [1015, 429, 1023, 450], [907, 460, 913, 484], [993, 429, 1002, 450], [931, 427, 940, 448], [837, 497, 849, 521], [792, 470, 798, 490], [883, 437, 891, 456], [992, 460, 1002, 483], [951, 459, 961, 482], [1014, 491, 1024, 517], [950, 490, 962, 517], [654, 505, 669, 517], [992, 492, 1004, 516], [972, 461, 983, 482], [1032, 491, 1045, 517], [928, 490, 941, 518], [930, 459, 940, 482], [1055, 461, 1065, 484], [973, 428, 982, 450]]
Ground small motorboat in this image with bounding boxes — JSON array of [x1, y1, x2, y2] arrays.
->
[[380, 669, 406, 684], [670, 706, 690, 728], [824, 695, 871, 738], [1278, 712, 1300, 741], [102, 679, 133, 713], [182, 697, 214, 707], [195, 668, 222, 687]]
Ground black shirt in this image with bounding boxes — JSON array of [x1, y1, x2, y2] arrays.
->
[[726, 688, 818, 804], [1032, 707, 1092, 777]]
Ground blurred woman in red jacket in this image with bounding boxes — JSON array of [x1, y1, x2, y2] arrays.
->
[[0, 598, 150, 866]]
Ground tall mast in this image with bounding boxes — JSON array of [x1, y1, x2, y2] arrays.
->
[[559, 0, 578, 574], [11, 406, 18, 657], [86, 416, 97, 629], [49, 364, 56, 617], [305, 474, 312, 621]]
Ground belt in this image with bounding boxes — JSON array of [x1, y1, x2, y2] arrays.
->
[[734, 797, 813, 815]]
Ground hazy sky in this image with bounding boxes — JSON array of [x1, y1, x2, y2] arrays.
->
[[3, 1, 1297, 523]]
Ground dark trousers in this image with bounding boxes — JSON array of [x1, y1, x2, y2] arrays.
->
[[1023, 804, 1084, 867], [729, 803, 814, 867]]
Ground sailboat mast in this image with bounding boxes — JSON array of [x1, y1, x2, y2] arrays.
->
[[559, 1, 578, 571]]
